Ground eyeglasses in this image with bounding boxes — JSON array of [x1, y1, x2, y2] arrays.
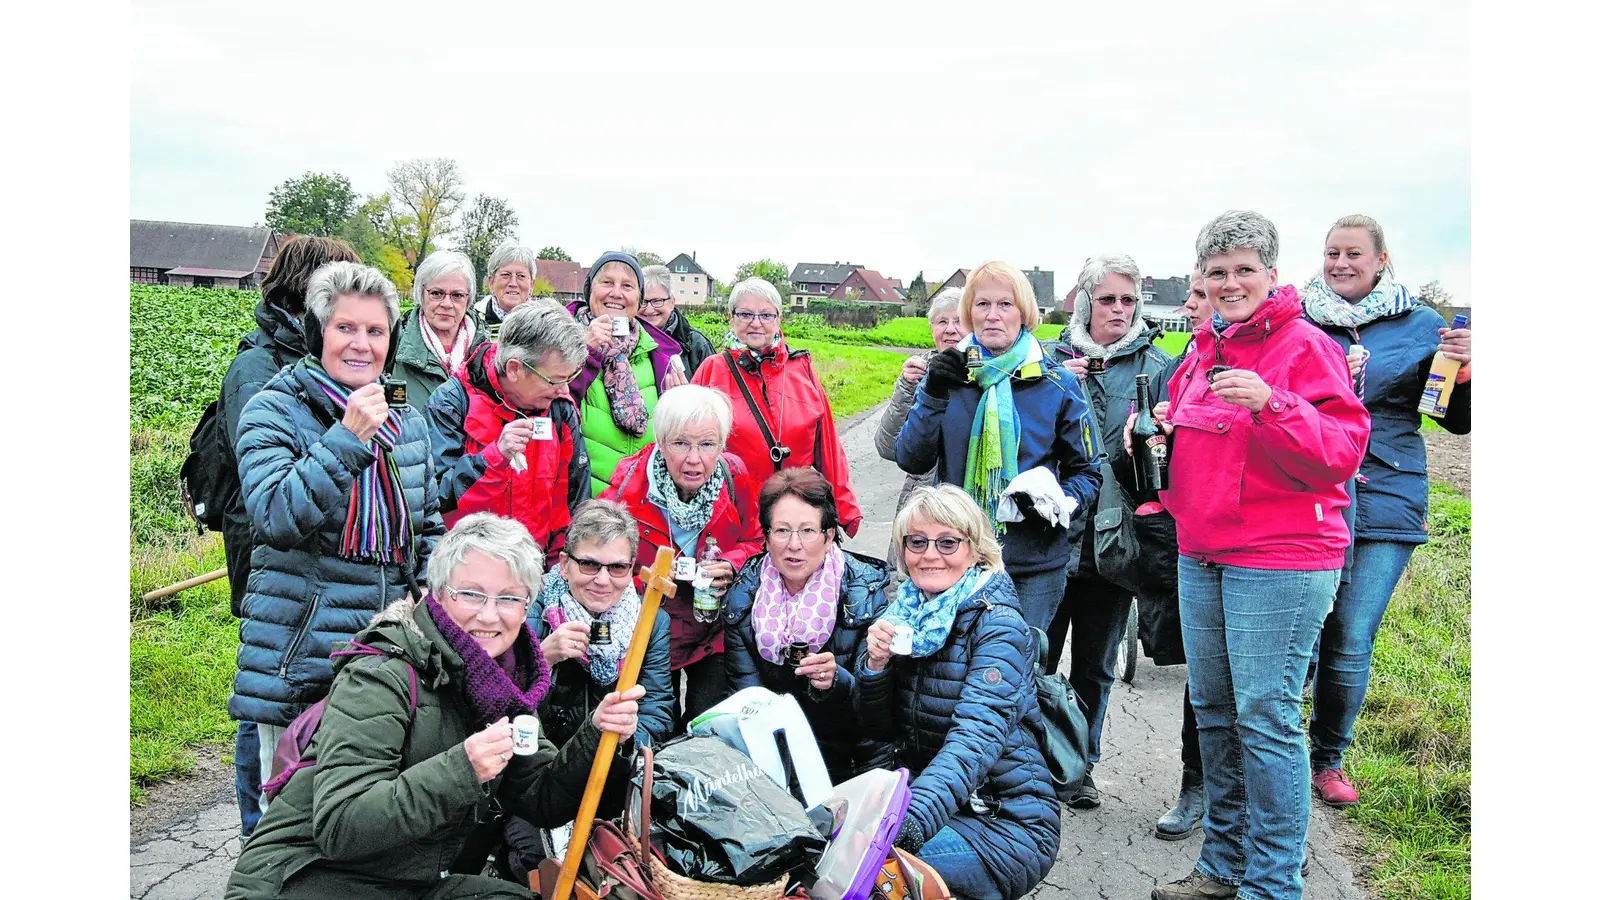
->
[[567, 555, 635, 578], [1204, 265, 1263, 285], [1093, 295, 1139, 308], [902, 535, 970, 555], [495, 270, 531, 283], [519, 361, 580, 386], [641, 296, 671, 309], [664, 439, 721, 457], [769, 526, 827, 546], [445, 585, 530, 614], [425, 288, 471, 304], [733, 311, 780, 323]]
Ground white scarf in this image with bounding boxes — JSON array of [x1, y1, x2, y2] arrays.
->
[[420, 314, 475, 375]]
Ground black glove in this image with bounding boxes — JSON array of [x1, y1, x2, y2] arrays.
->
[[921, 347, 969, 400], [893, 816, 926, 853]]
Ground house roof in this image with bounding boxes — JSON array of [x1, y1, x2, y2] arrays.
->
[[166, 266, 255, 278], [131, 220, 276, 273], [665, 253, 708, 277], [828, 268, 904, 304], [790, 261, 861, 286], [534, 260, 587, 296], [1023, 268, 1055, 306]]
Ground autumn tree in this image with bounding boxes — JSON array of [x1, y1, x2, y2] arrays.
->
[[1417, 280, 1453, 314], [531, 277, 556, 297], [621, 246, 665, 267], [385, 157, 466, 272], [455, 194, 519, 282], [265, 171, 357, 237]]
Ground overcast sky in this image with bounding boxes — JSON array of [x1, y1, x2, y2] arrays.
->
[[130, 1, 1469, 304]]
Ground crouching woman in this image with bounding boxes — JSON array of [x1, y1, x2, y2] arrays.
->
[[857, 485, 1061, 900], [225, 513, 646, 900]]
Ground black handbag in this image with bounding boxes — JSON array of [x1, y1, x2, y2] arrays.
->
[[1027, 626, 1091, 800]]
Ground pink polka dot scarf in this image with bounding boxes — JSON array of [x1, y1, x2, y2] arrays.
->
[[752, 544, 845, 666]]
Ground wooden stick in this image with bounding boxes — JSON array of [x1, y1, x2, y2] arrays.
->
[[550, 546, 678, 900], [140, 567, 228, 603]]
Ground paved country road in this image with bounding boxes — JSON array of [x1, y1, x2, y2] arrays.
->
[[130, 404, 1365, 900]]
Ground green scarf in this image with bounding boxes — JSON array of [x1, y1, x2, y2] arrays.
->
[[961, 330, 1040, 533]]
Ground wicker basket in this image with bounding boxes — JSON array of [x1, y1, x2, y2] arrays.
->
[[645, 850, 788, 900]]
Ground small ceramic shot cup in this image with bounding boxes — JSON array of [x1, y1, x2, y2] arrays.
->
[[511, 715, 541, 756]]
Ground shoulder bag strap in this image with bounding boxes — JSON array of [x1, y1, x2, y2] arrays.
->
[[722, 351, 789, 466]]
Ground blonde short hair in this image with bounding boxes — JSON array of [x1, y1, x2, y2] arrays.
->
[[890, 485, 1006, 577], [959, 261, 1041, 333]]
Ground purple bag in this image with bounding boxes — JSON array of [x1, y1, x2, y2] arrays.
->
[[261, 641, 416, 801]]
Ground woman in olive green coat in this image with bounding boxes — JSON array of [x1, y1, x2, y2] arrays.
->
[[225, 514, 646, 900]]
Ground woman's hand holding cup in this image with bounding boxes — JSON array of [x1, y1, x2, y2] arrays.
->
[[464, 716, 514, 783], [795, 651, 838, 691], [865, 619, 897, 672], [542, 621, 590, 666], [341, 384, 390, 443]]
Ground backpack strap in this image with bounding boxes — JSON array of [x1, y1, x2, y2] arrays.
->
[[335, 641, 418, 711]]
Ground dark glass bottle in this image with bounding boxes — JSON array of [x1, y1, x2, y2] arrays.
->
[[1131, 374, 1169, 493]]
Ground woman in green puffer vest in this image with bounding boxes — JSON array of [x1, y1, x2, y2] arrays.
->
[[224, 514, 647, 900], [566, 251, 687, 496]]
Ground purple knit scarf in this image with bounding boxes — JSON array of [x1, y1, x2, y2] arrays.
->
[[425, 594, 553, 725]]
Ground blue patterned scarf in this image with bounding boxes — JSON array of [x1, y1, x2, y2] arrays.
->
[[304, 361, 412, 564], [881, 567, 993, 658], [539, 569, 643, 685], [1299, 272, 1417, 329]]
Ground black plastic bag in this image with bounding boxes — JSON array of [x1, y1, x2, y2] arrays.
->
[[637, 736, 826, 885]]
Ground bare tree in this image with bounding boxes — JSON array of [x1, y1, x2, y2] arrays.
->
[[386, 158, 467, 272], [1417, 280, 1453, 314]]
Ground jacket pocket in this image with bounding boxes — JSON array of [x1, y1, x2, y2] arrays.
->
[[279, 591, 324, 680]]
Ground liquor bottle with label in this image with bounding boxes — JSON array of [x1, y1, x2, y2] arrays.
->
[[692, 537, 721, 623], [1131, 373, 1169, 494], [1418, 314, 1469, 418]]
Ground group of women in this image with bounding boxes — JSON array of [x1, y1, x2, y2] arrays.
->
[[215, 207, 1470, 900]]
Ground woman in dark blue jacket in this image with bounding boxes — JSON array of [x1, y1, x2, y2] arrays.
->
[[231, 261, 445, 817], [858, 485, 1060, 900], [895, 260, 1102, 634], [723, 468, 895, 783], [1299, 214, 1472, 808]]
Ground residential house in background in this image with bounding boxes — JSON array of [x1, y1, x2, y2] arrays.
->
[[130, 220, 281, 289], [828, 268, 907, 308], [936, 268, 970, 295], [1024, 266, 1056, 312], [533, 259, 588, 303], [1140, 275, 1194, 333], [789, 261, 862, 307], [663, 252, 711, 307]]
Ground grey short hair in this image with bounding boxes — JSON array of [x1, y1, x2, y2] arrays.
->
[[1075, 253, 1142, 306], [926, 287, 962, 322], [494, 298, 588, 376], [305, 261, 400, 333], [486, 241, 540, 288], [729, 277, 784, 316], [426, 512, 545, 604], [1195, 209, 1280, 270], [565, 499, 640, 559], [653, 384, 732, 446], [890, 485, 1006, 577], [413, 250, 478, 307], [642, 264, 672, 297]]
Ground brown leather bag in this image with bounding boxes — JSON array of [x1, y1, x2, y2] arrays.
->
[[872, 848, 952, 900], [534, 755, 663, 900]]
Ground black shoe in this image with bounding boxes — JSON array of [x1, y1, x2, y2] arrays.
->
[[1067, 771, 1101, 809], [1302, 856, 1311, 877], [1155, 779, 1205, 840]]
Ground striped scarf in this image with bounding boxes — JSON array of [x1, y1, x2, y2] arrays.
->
[[1299, 272, 1417, 329], [959, 331, 1039, 533], [305, 362, 414, 564]]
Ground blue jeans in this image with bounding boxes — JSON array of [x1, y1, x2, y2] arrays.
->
[[234, 721, 261, 837], [1046, 573, 1134, 765], [1309, 540, 1417, 771], [1011, 567, 1070, 632], [1179, 557, 1338, 900], [917, 826, 1004, 900]]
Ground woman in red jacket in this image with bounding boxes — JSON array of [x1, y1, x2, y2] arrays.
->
[[1145, 210, 1370, 900], [600, 384, 765, 726], [691, 277, 864, 537]]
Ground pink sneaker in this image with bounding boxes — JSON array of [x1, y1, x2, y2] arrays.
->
[[1312, 768, 1359, 806]]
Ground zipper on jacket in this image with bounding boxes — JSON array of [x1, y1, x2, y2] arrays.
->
[[279, 592, 324, 678]]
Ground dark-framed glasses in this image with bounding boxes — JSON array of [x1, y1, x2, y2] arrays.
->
[[568, 555, 634, 578], [902, 534, 970, 555], [1093, 295, 1139, 308], [425, 288, 471, 304]]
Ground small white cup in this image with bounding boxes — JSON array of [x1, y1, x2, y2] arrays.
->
[[530, 417, 554, 441], [888, 619, 914, 655], [512, 715, 541, 755], [611, 316, 630, 337]]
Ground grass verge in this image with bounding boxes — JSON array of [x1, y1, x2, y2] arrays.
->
[[1336, 481, 1471, 899]]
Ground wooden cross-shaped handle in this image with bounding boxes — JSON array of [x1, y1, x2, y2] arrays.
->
[[549, 546, 677, 900]]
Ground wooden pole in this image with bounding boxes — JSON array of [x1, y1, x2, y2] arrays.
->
[[549, 546, 677, 900], [139, 567, 228, 603]]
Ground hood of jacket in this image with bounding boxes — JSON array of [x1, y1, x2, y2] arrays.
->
[[242, 298, 307, 361], [1066, 285, 1149, 359]]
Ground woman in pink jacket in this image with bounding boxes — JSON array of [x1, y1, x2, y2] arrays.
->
[[1144, 210, 1370, 900]]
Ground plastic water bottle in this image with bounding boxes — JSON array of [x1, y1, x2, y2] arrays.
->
[[693, 538, 721, 623]]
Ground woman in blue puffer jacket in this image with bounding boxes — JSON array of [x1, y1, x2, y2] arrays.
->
[[230, 261, 445, 814], [1299, 214, 1471, 808], [857, 485, 1060, 900]]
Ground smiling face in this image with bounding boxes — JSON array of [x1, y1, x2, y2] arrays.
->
[[901, 514, 977, 595], [1323, 227, 1387, 302], [640, 282, 674, 330], [930, 307, 968, 350], [443, 549, 531, 660], [1088, 272, 1140, 346], [662, 418, 723, 496], [420, 271, 470, 340], [732, 294, 781, 351], [561, 537, 636, 615], [320, 293, 392, 388], [968, 276, 1023, 352], [492, 262, 533, 310], [588, 262, 640, 322], [1201, 249, 1278, 325], [767, 494, 833, 590], [502, 348, 580, 412]]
